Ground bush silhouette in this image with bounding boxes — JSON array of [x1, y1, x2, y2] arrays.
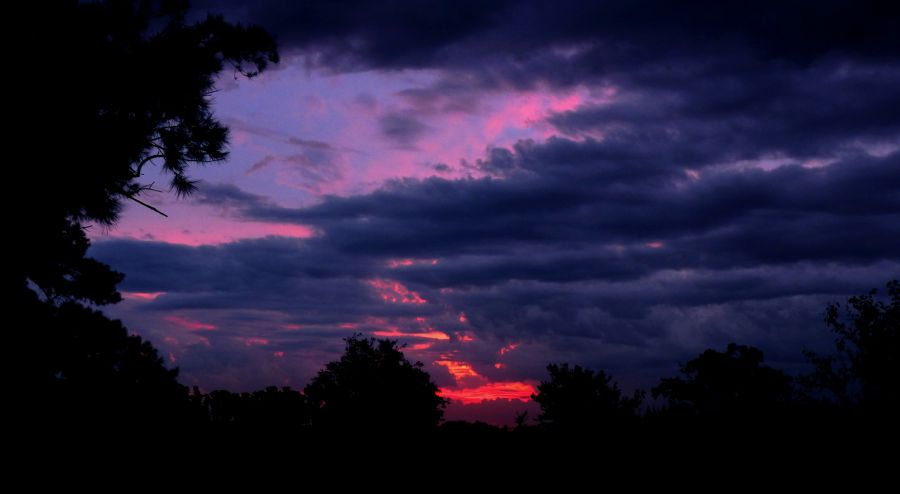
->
[[531, 363, 642, 432], [304, 335, 447, 431], [652, 343, 793, 419]]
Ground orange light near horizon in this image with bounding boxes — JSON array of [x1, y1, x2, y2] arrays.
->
[[645, 241, 664, 249], [368, 279, 427, 304], [494, 363, 504, 369], [458, 313, 468, 324], [165, 315, 217, 331], [439, 381, 536, 404], [373, 330, 450, 341], [407, 342, 434, 351]]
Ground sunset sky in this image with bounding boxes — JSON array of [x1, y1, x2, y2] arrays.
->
[[88, 0, 900, 423]]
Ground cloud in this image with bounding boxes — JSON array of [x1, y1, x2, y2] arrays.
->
[[92, 149, 900, 390], [93, 0, 900, 407], [378, 112, 431, 148], [199, 1, 900, 88]]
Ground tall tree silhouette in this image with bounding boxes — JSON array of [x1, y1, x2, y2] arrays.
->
[[804, 280, 899, 414], [531, 364, 642, 432], [13, 0, 277, 301], [652, 343, 792, 418], [10, 0, 278, 429], [304, 335, 447, 431]]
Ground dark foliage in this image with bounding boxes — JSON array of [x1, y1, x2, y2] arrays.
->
[[804, 280, 899, 414], [531, 363, 642, 432], [190, 386, 310, 430], [10, 0, 278, 431], [14, 286, 189, 428], [12, 0, 278, 303], [652, 343, 793, 418], [304, 335, 447, 431]]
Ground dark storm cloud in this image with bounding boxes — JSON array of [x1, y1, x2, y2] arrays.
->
[[214, 146, 900, 265], [94, 0, 900, 392], [98, 145, 900, 327], [196, 0, 900, 118], [548, 62, 900, 159], [199, 1, 900, 70]]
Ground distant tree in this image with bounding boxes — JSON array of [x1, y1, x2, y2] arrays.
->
[[652, 344, 793, 418], [804, 280, 899, 414], [531, 364, 642, 432], [192, 386, 309, 430], [304, 335, 447, 431]]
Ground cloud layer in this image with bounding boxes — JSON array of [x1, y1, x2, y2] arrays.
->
[[90, 0, 900, 422]]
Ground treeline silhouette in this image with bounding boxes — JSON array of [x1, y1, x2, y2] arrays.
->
[[23, 280, 899, 441], [11, 2, 898, 453]]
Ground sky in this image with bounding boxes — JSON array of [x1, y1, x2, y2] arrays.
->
[[88, 0, 900, 424]]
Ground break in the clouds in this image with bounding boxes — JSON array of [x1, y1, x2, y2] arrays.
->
[[91, 1, 900, 422]]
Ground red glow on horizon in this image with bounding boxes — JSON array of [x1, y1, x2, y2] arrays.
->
[[373, 330, 450, 341], [165, 315, 217, 331], [435, 359, 481, 380], [273, 351, 285, 358], [439, 381, 536, 405], [282, 324, 303, 330], [368, 279, 427, 304], [338, 322, 360, 329], [494, 363, 504, 369], [645, 241, 664, 249], [122, 291, 165, 301], [458, 312, 468, 324]]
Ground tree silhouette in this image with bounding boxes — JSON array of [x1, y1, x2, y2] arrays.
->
[[652, 343, 793, 419], [531, 364, 642, 432], [304, 335, 447, 431], [13, 0, 278, 302], [27, 300, 190, 427], [804, 280, 899, 414], [10, 1, 278, 429], [191, 386, 309, 431]]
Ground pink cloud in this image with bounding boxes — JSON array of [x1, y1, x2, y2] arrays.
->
[[368, 278, 427, 304], [165, 315, 217, 331], [121, 291, 165, 301], [439, 381, 537, 405], [373, 330, 450, 341]]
